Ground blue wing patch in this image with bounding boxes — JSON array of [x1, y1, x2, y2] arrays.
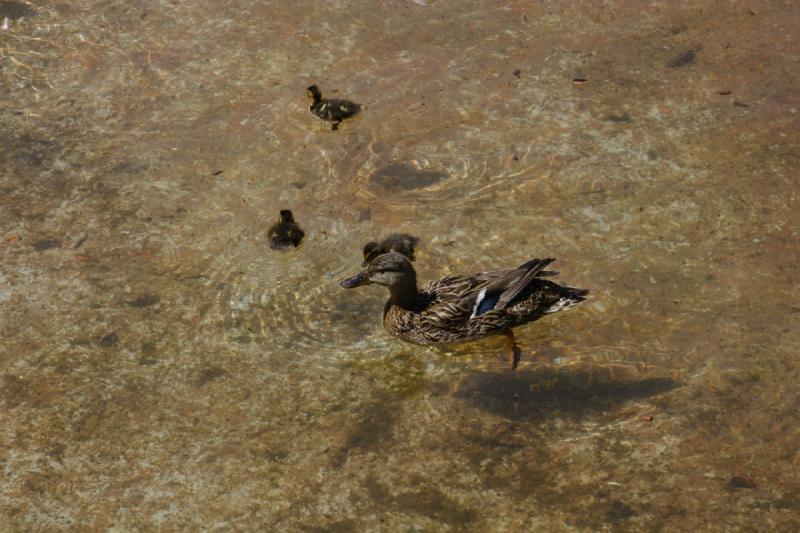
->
[[470, 288, 499, 318], [476, 295, 498, 315]]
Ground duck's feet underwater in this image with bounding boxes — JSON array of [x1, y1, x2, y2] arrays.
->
[[504, 330, 522, 371]]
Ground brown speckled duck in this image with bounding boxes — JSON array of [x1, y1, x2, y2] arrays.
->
[[340, 252, 588, 369]]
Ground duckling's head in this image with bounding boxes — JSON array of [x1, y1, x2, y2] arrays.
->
[[340, 252, 416, 289], [279, 209, 295, 223], [361, 234, 419, 266], [362, 241, 381, 266], [306, 85, 322, 102], [382, 233, 419, 260]]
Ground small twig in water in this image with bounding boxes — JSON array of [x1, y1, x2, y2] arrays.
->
[[8, 56, 33, 70], [76, 33, 126, 55]]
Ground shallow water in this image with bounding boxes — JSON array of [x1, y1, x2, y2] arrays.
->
[[2, 1, 799, 530]]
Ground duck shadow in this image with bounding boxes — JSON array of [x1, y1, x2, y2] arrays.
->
[[454, 363, 682, 421]]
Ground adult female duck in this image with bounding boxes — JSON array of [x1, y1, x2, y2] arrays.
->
[[340, 252, 588, 369]]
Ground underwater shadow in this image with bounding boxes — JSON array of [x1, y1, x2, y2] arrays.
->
[[370, 162, 449, 192], [455, 362, 682, 421]]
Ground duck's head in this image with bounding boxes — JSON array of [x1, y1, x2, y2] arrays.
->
[[341, 252, 416, 289], [306, 85, 322, 102], [279, 209, 295, 223]]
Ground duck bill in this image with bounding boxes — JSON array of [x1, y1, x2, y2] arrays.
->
[[339, 271, 369, 288]]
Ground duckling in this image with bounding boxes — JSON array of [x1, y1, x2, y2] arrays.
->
[[362, 233, 419, 266], [307, 85, 360, 131], [268, 210, 305, 250]]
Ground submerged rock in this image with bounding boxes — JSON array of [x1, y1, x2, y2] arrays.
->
[[667, 49, 697, 68], [370, 162, 447, 192], [0, 1, 36, 20]]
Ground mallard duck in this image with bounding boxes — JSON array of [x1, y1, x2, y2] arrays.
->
[[340, 252, 588, 369], [362, 233, 419, 266], [268, 210, 304, 250], [307, 85, 360, 130]]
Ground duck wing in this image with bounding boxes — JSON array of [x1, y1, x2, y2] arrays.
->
[[493, 258, 555, 310], [326, 98, 361, 117], [421, 258, 556, 324]]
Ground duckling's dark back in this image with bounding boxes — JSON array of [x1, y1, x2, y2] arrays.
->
[[306, 84, 360, 130], [268, 209, 304, 250]]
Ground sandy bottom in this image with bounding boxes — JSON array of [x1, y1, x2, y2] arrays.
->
[[1, 1, 799, 530]]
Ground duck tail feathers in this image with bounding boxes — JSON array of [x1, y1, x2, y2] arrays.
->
[[545, 286, 589, 314], [494, 258, 557, 310], [516, 258, 559, 277]]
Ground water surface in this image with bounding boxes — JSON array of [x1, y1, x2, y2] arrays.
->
[[1, 1, 799, 530]]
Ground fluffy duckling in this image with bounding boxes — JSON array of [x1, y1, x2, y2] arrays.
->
[[307, 85, 360, 130], [268, 210, 305, 250], [362, 233, 419, 266]]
